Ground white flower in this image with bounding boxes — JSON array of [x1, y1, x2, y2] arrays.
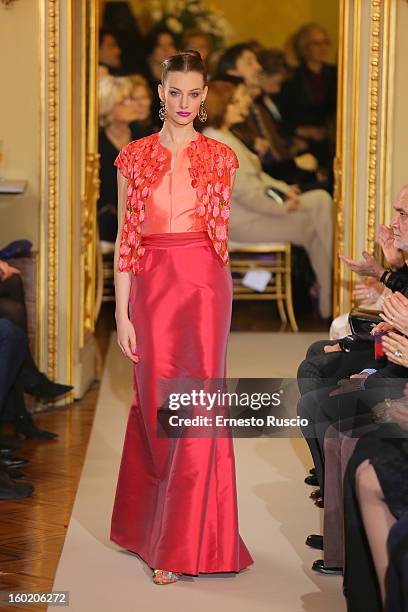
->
[[166, 16, 183, 33], [188, 3, 201, 13], [196, 17, 211, 32], [151, 9, 163, 21]]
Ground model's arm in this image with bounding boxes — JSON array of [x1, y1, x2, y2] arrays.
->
[[114, 170, 139, 363]]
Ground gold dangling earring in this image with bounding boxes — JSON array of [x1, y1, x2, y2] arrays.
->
[[198, 100, 207, 123], [159, 100, 167, 122]]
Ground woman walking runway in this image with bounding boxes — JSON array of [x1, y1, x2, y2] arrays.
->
[[110, 50, 253, 585]]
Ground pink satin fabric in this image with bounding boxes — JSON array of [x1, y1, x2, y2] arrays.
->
[[110, 231, 253, 574], [141, 147, 206, 235]]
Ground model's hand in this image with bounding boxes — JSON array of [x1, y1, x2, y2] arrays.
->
[[377, 224, 406, 269], [0, 260, 21, 280], [382, 332, 408, 367], [339, 251, 385, 280], [116, 316, 139, 363]]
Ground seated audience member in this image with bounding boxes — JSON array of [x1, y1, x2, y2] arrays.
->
[[297, 186, 408, 584], [97, 75, 142, 246], [128, 74, 160, 139], [101, 1, 145, 75], [216, 44, 323, 188], [343, 395, 408, 611], [0, 260, 68, 438], [99, 28, 124, 76], [203, 79, 334, 319], [278, 23, 337, 174], [0, 319, 34, 499], [298, 187, 408, 395], [182, 28, 213, 67], [142, 27, 178, 122]]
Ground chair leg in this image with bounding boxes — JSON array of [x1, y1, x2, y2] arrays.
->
[[284, 245, 299, 332], [276, 255, 288, 329]]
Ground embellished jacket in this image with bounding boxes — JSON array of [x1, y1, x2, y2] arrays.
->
[[114, 131, 239, 274]]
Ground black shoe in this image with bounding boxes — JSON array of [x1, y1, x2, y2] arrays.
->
[[309, 467, 316, 475], [23, 372, 73, 400], [305, 475, 319, 486], [312, 559, 342, 575], [0, 446, 14, 455], [7, 468, 25, 479], [0, 436, 21, 451], [306, 534, 323, 550], [0, 455, 29, 468], [0, 471, 34, 500], [13, 412, 59, 440]]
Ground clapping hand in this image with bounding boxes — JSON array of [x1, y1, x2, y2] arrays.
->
[[353, 279, 382, 305], [377, 224, 406, 269], [370, 321, 394, 336], [339, 251, 385, 280], [380, 292, 408, 334], [381, 332, 408, 367]]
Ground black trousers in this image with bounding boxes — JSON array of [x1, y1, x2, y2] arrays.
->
[[297, 381, 406, 495], [0, 319, 26, 408], [297, 339, 378, 396], [0, 274, 38, 378]]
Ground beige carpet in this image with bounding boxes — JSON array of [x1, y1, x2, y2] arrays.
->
[[52, 332, 346, 612]]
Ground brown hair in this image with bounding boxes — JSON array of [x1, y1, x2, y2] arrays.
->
[[205, 80, 236, 129], [161, 50, 208, 85]]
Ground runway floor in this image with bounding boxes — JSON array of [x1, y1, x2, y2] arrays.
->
[[51, 332, 346, 612]]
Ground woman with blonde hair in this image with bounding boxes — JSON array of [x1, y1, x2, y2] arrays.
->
[[97, 75, 141, 245], [127, 74, 159, 139]]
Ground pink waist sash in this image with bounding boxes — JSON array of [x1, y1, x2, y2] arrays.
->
[[141, 230, 211, 250]]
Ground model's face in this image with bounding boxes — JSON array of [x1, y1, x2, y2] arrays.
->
[[234, 50, 262, 88], [158, 71, 207, 127], [260, 72, 284, 95], [305, 28, 330, 64], [391, 191, 408, 249], [100, 34, 121, 68], [225, 84, 251, 127], [152, 33, 177, 63], [131, 85, 151, 120]]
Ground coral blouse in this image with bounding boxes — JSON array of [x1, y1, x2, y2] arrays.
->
[[141, 144, 206, 236]]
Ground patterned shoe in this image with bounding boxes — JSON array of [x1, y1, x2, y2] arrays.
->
[[152, 569, 181, 585]]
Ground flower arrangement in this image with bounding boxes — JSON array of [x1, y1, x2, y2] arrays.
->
[[147, 0, 234, 51]]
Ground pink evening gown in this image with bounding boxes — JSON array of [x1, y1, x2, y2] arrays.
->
[[110, 132, 253, 575]]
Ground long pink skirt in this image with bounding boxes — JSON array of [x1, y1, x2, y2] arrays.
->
[[110, 231, 253, 575]]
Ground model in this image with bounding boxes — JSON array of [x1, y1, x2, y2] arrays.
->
[[110, 50, 253, 585]]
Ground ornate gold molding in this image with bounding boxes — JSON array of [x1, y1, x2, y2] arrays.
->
[[79, 0, 99, 347], [39, 0, 59, 380], [80, 152, 99, 346], [334, 0, 396, 314], [366, 0, 381, 254]]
